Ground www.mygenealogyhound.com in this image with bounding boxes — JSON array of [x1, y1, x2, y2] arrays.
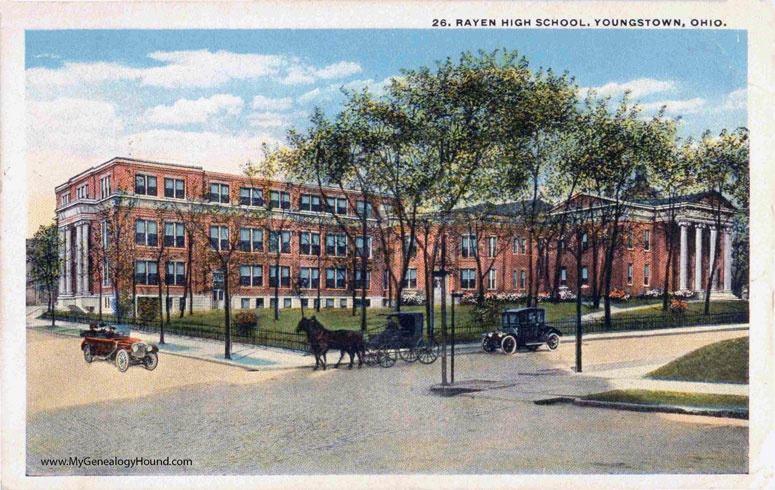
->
[[39, 456, 193, 469]]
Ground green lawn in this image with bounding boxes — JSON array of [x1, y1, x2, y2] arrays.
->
[[612, 300, 748, 319], [582, 389, 748, 409], [647, 336, 748, 384]]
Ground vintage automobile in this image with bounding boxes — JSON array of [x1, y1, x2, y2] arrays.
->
[[481, 307, 561, 354], [80, 322, 159, 372]]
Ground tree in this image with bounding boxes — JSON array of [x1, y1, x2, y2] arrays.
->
[[28, 222, 61, 326]]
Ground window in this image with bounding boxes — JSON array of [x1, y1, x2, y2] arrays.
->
[[241, 298, 250, 309], [644, 230, 650, 251], [102, 259, 110, 286], [644, 263, 650, 286], [135, 174, 157, 196], [299, 232, 320, 255], [627, 230, 633, 248], [213, 271, 224, 290], [383, 270, 390, 290], [404, 236, 417, 258], [100, 175, 112, 199], [560, 267, 567, 286], [300, 267, 320, 289], [355, 236, 372, 258], [165, 261, 186, 286], [581, 266, 589, 286], [300, 298, 309, 309], [240, 228, 263, 252], [326, 234, 347, 256], [240, 265, 263, 287], [269, 190, 290, 209], [135, 260, 159, 285], [513, 238, 519, 254], [354, 270, 370, 289], [356, 200, 372, 218], [210, 225, 229, 250], [101, 221, 111, 249], [164, 222, 185, 248], [240, 187, 264, 207], [268, 230, 291, 254], [135, 220, 158, 246], [461, 235, 477, 258], [582, 233, 589, 251], [61, 193, 70, 206], [165, 178, 185, 199], [325, 298, 334, 309], [300, 194, 321, 212], [627, 263, 633, 285], [513, 270, 518, 288], [76, 184, 89, 199], [402, 268, 417, 289], [460, 269, 476, 289], [209, 183, 230, 203], [487, 270, 497, 290], [486, 237, 497, 257], [354, 298, 372, 308], [284, 298, 292, 309], [270, 298, 277, 309], [325, 197, 348, 215], [520, 269, 526, 289], [255, 298, 264, 308], [269, 266, 291, 288], [325, 268, 347, 289]]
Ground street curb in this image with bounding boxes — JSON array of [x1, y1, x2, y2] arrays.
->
[[534, 396, 749, 419]]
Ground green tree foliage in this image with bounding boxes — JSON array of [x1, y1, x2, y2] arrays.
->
[[28, 222, 61, 326]]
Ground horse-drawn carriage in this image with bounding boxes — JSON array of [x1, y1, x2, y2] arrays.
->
[[80, 322, 159, 372], [364, 312, 439, 368]]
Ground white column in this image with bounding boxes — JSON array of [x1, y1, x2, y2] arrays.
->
[[75, 224, 83, 294], [723, 229, 733, 291], [709, 226, 718, 291], [81, 223, 90, 294], [64, 227, 72, 295], [58, 227, 66, 295], [694, 225, 703, 291], [679, 222, 689, 290]]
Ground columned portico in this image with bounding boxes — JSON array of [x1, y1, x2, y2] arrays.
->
[[58, 227, 66, 295], [75, 224, 83, 294], [64, 225, 73, 295], [694, 225, 703, 291]]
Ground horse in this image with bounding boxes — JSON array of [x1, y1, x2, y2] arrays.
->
[[295, 317, 365, 370]]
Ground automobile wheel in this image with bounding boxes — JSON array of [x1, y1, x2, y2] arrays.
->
[[417, 339, 439, 364], [400, 345, 419, 363], [501, 335, 517, 355], [546, 334, 560, 350], [378, 347, 396, 368], [83, 344, 93, 363], [115, 349, 130, 372], [481, 336, 497, 353], [143, 352, 158, 371]]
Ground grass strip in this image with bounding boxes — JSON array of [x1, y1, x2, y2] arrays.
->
[[647, 337, 748, 384], [582, 389, 748, 409]]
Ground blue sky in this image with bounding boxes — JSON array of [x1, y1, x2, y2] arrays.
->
[[26, 29, 746, 235]]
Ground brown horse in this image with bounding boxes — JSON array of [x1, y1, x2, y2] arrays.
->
[[295, 317, 365, 370]]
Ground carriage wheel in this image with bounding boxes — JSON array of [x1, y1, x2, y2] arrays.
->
[[143, 352, 159, 371], [501, 335, 517, 355], [417, 339, 439, 364], [83, 344, 93, 363], [115, 349, 130, 372], [378, 347, 396, 368], [364, 350, 377, 366], [399, 344, 419, 363]]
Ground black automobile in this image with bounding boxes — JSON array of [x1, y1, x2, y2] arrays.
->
[[481, 307, 561, 354]]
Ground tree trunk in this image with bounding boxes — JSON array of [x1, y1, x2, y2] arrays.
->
[[527, 235, 534, 307], [602, 223, 620, 329], [591, 235, 601, 309], [704, 228, 722, 315], [575, 231, 583, 373], [158, 265, 165, 344], [274, 255, 280, 321], [662, 223, 674, 312], [166, 282, 171, 324], [224, 264, 232, 359]]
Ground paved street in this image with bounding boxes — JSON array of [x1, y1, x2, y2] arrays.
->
[[27, 328, 748, 475]]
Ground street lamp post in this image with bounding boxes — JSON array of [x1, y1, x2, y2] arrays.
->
[[451, 292, 463, 385], [433, 234, 449, 386]]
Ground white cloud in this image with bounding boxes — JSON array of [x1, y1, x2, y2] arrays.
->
[[639, 97, 707, 115], [719, 88, 746, 111], [251, 95, 293, 111], [296, 76, 398, 104], [145, 94, 244, 126], [583, 78, 676, 99], [27, 98, 124, 154], [27, 50, 362, 90], [297, 88, 323, 104], [248, 112, 291, 128]]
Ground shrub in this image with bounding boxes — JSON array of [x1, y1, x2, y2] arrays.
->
[[137, 297, 160, 322], [401, 291, 425, 306], [639, 288, 663, 299], [235, 311, 258, 325], [609, 289, 631, 303], [670, 298, 688, 313], [673, 290, 696, 299]]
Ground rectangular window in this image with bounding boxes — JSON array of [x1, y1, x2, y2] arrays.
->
[[354, 298, 372, 308], [283, 298, 292, 309], [627, 263, 633, 285], [269, 266, 291, 288], [404, 237, 417, 258], [255, 298, 264, 308], [300, 298, 309, 309], [644, 263, 650, 286], [513, 270, 518, 288], [581, 266, 589, 286], [325, 268, 347, 289], [356, 200, 372, 218], [325, 234, 347, 256], [269, 190, 291, 209], [240, 265, 263, 287], [164, 222, 185, 248], [300, 267, 320, 289], [355, 236, 372, 258], [165, 261, 186, 286], [210, 225, 229, 250], [325, 298, 334, 309], [339, 298, 347, 309], [209, 183, 230, 203], [299, 232, 320, 256], [383, 270, 390, 290], [513, 238, 519, 254], [164, 178, 185, 199], [100, 175, 112, 199], [560, 267, 567, 286], [644, 230, 650, 251], [520, 238, 527, 254], [402, 268, 417, 289], [461, 235, 477, 258], [487, 237, 497, 257], [76, 184, 89, 199], [460, 269, 476, 289], [241, 298, 250, 309], [270, 298, 277, 309], [135, 260, 159, 285], [325, 197, 348, 215], [61, 193, 70, 205], [300, 194, 321, 212], [135, 174, 157, 196], [520, 269, 526, 289], [582, 233, 589, 251], [268, 230, 291, 254], [487, 270, 497, 289], [240, 187, 264, 207], [627, 230, 633, 249], [240, 227, 263, 252], [135, 220, 158, 246], [354, 270, 370, 289]]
